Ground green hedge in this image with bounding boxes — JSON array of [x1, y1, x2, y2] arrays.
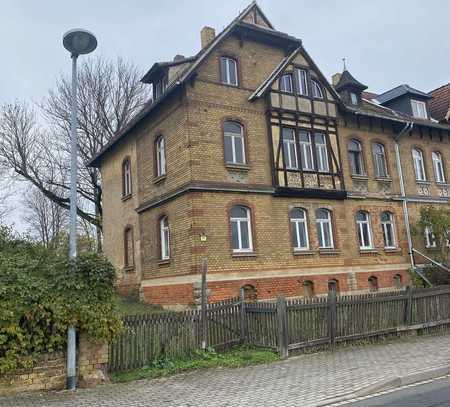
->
[[0, 227, 122, 374]]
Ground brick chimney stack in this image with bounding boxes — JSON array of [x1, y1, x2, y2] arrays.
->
[[201, 26, 215, 49]]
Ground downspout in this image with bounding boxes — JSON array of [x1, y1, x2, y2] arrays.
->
[[392, 121, 432, 286]]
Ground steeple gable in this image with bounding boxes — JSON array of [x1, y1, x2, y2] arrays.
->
[[334, 69, 368, 106]]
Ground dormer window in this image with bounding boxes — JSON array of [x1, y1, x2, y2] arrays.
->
[[311, 79, 324, 99], [220, 57, 238, 86], [411, 99, 427, 119], [154, 76, 167, 100], [350, 92, 358, 105]]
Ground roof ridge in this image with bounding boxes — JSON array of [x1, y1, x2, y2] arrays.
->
[[429, 83, 450, 94]]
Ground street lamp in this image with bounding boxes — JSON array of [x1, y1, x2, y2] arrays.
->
[[62, 28, 97, 391]]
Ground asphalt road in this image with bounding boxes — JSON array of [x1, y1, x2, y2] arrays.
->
[[349, 376, 450, 406]]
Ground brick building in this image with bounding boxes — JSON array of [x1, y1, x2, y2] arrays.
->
[[89, 2, 450, 307]]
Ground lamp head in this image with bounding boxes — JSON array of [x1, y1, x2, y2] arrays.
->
[[63, 29, 97, 56]]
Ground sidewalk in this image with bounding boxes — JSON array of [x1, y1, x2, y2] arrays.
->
[[2, 334, 450, 407]]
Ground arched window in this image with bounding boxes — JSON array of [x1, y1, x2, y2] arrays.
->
[[328, 279, 339, 292], [279, 73, 294, 93], [230, 206, 253, 253], [356, 210, 373, 249], [122, 158, 132, 197], [241, 284, 257, 302], [303, 280, 314, 298], [299, 131, 314, 170], [224, 121, 246, 165], [368, 276, 379, 292], [316, 208, 334, 249], [220, 57, 238, 86], [159, 216, 170, 260], [412, 148, 426, 181], [124, 226, 134, 268], [155, 136, 166, 177], [290, 208, 309, 251], [381, 212, 396, 249], [393, 274, 402, 289], [315, 133, 329, 172], [348, 139, 364, 175], [373, 143, 388, 178], [282, 128, 299, 169], [311, 79, 324, 99], [432, 152, 445, 183]]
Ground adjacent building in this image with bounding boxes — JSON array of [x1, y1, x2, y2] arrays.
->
[[88, 2, 450, 307]]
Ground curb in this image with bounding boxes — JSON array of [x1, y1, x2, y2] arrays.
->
[[314, 364, 450, 406]]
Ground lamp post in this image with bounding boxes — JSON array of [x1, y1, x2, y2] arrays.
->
[[62, 28, 97, 391]]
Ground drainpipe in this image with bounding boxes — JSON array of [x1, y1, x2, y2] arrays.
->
[[392, 121, 432, 286]]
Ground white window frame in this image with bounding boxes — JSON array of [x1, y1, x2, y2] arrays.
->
[[122, 159, 132, 196], [282, 128, 298, 169], [280, 74, 294, 93], [299, 131, 314, 171], [424, 226, 437, 248], [316, 209, 334, 249], [296, 68, 308, 96], [290, 208, 309, 251], [224, 121, 246, 165], [412, 148, 426, 181], [348, 139, 364, 175], [315, 133, 329, 172], [381, 212, 397, 249], [356, 211, 373, 250], [230, 206, 253, 253], [160, 216, 170, 260], [432, 151, 445, 183], [350, 92, 358, 105], [311, 79, 324, 99], [156, 136, 166, 177], [411, 99, 427, 119], [373, 143, 388, 178], [220, 57, 238, 86]]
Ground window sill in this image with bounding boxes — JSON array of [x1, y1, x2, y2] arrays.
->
[[359, 248, 379, 255], [293, 250, 316, 256], [123, 266, 135, 273], [436, 182, 450, 187], [221, 82, 240, 89], [232, 252, 257, 258], [351, 174, 369, 180], [158, 259, 171, 266], [318, 248, 341, 256], [225, 163, 250, 171], [375, 177, 392, 182], [121, 194, 132, 202], [153, 175, 166, 185], [416, 180, 430, 185]]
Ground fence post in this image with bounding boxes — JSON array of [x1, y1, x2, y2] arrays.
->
[[276, 295, 289, 358], [404, 285, 413, 326], [200, 258, 208, 350], [328, 289, 337, 348], [239, 287, 247, 343]]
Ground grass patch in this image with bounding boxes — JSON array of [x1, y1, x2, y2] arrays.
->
[[110, 346, 279, 383], [114, 294, 165, 316]]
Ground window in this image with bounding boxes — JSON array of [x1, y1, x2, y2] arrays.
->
[[381, 212, 396, 249], [348, 139, 364, 175], [432, 152, 445, 183], [282, 128, 298, 169], [356, 211, 373, 249], [122, 158, 132, 197], [224, 121, 245, 165], [412, 148, 426, 181], [350, 92, 358, 105], [124, 227, 134, 268], [160, 216, 170, 260], [155, 136, 166, 177], [299, 131, 314, 170], [230, 206, 253, 253], [296, 68, 308, 96], [241, 284, 257, 302], [311, 79, 324, 99], [315, 133, 329, 172], [290, 208, 309, 251], [220, 57, 238, 86], [153, 76, 167, 100], [424, 226, 436, 248], [411, 99, 427, 119], [373, 143, 388, 178], [328, 279, 339, 292], [303, 280, 314, 298], [368, 276, 379, 292], [280, 74, 294, 93], [316, 208, 334, 249], [393, 274, 402, 289]]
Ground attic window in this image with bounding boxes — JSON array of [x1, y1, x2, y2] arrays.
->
[[350, 92, 358, 105], [154, 76, 167, 100], [311, 79, 324, 99], [411, 99, 427, 119], [280, 74, 294, 93]]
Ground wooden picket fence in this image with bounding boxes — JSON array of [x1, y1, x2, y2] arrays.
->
[[109, 285, 450, 372]]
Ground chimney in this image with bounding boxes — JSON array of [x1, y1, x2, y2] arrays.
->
[[173, 54, 185, 62], [201, 26, 215, 49], [332, 73, 342, 87]]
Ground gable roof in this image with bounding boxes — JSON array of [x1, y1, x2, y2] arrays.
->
[[429, 83, 450, 122], [377, 84, 432, 105], [334, 69, 367, 92]]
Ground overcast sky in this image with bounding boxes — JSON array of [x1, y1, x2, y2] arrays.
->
[[1, 0, 449, 230]]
